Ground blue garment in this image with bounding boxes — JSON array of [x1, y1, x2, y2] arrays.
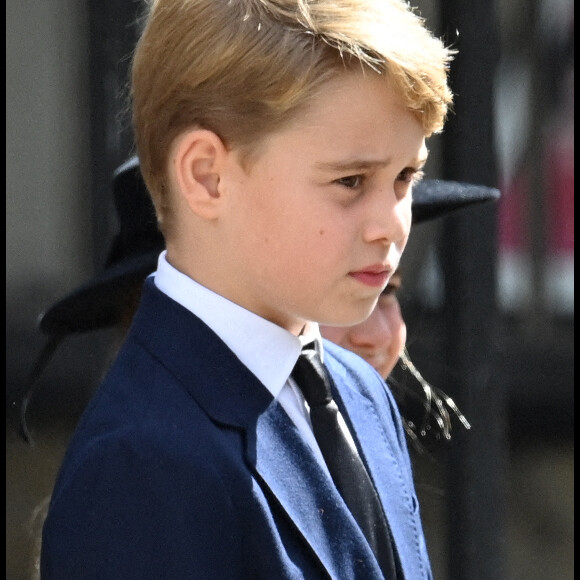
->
[[41, 278, 433, 579]]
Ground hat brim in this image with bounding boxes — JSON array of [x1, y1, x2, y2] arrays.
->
[[39, 251, 160, 335], [412, 179, 500, 223]]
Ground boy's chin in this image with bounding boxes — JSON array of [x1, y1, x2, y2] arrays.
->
[[319, 311, 374, 329]]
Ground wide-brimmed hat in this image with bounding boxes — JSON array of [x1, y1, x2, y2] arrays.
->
[[39, 157, 163, 335], [39, 156, 500, 337], [412, 178, 499, 223]]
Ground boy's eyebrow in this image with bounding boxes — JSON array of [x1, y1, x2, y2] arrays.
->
[[314, 152, 429, 173], [314, 158, 391, 172]]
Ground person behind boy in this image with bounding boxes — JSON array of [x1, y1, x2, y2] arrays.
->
[[320, 266, 473, 454], [40, 0, 454, 578]]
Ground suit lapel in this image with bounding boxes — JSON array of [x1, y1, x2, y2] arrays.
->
[[325, 349, 426, 579], [132, 282, 383, 577], [250, 401, 383, 579]]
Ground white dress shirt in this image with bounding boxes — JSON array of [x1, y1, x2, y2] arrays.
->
[[152, 250, 328, 468]]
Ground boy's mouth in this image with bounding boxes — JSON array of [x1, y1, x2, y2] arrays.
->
[[349, 265, 393, 288]]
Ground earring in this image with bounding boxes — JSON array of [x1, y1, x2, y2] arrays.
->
[[387, 347, 471, 455]]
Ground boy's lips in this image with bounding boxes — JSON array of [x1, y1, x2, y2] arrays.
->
[[349, 264, 393, 288]]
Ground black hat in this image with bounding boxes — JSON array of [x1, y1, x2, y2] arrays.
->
[[39, 157, 163, 336], [413, 178, 500, 223], [39, 157, 500, 337]]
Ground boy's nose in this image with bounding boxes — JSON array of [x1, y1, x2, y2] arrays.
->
[[363, 190, 412, 245]]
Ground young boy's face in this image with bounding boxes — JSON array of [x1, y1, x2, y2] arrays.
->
[[213, 71, 427, 335]]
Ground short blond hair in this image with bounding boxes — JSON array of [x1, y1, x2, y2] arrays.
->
[[131, 0, 454, 227]]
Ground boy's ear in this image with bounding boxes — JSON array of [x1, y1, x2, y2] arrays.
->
[[169, 129, 226, 220]]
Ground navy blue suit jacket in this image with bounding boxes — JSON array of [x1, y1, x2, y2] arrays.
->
[[41, 279, 433, 579]]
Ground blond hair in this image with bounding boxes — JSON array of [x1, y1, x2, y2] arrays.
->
[[131, 0, 454, 228]]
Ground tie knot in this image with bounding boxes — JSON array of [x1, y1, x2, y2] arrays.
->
[[291, 345, 332, 407]]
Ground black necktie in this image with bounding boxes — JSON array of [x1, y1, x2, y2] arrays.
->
[[291, 343, 399, 579]]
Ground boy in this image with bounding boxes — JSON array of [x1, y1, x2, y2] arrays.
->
[[40, 0, 453, 578]]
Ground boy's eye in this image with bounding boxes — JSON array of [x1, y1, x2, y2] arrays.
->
[[336, 175, 364, 189], [397, 167, 424, 184]]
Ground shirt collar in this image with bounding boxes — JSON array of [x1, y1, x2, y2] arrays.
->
[[297, 321, 326, 361], [152, 251, 324, 398]]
